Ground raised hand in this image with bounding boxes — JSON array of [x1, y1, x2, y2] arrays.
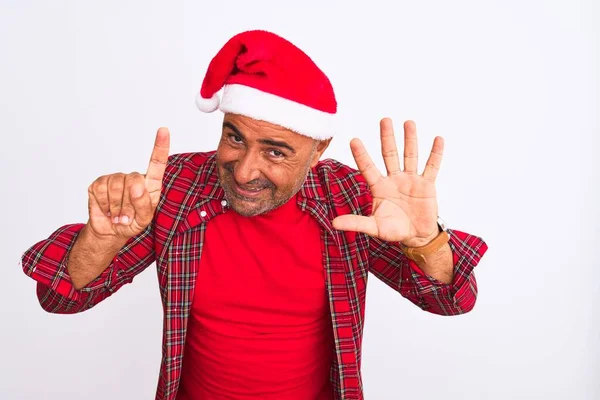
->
[[332, 119, 442, 247], [86, 127, 170, 241]]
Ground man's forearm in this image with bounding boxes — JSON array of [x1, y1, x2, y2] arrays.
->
[[68, 224, 127, 290], [414, 243, 454, 284]]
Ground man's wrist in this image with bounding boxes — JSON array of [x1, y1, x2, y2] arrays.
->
[[401, 225, 441, 248], [416, 243, 454, 284], [81, 223, 128, 253], [400, 228, 450, 265]]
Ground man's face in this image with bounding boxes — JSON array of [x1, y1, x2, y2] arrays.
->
[[216, 113, 330, 217]]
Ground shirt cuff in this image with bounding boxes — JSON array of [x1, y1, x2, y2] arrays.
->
[[407, 228, 488, 298], [22, 223, 121, 301]]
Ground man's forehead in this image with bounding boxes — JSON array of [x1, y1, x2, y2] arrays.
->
[[223, 114, 311, 143]]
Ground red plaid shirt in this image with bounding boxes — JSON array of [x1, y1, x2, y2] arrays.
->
[[21, 151, 488, 400]]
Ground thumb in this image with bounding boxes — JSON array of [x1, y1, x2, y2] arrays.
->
[[332, 215, 379, 237], [130, 182, 154, 228]]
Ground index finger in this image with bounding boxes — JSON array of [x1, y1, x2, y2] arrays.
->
[[145, 127, 170, 193], [350, 138, 383, 186], [422, 136, 444, 183]]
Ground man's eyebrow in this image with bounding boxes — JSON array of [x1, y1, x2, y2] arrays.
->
[[223, 121, 246, 140], [257, 138, 296, 154], [222, 121, 297, 154]]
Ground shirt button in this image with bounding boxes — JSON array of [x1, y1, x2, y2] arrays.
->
[[200, 210, 207, 217], [221, 200, 228, 207]]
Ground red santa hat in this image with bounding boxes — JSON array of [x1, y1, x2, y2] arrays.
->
[[195, 30, 337, 140]]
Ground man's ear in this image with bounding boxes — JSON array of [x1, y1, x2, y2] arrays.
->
[[310, 138, 332, 168]]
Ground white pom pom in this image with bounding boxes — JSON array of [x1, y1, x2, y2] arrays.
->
[[195, 92, 220, 113]]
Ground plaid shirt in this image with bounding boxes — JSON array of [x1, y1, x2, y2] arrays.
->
[[21, 151, 488, 400]]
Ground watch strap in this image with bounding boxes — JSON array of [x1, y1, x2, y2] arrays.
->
[[400, 230, 450, 264]]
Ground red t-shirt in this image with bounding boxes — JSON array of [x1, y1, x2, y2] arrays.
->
[[177, 194, 334, 400]]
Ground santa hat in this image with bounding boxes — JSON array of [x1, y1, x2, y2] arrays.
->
[[195, 30, 337, 140]]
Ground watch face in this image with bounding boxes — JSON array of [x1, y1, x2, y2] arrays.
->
[[437, 216, 448, 231]]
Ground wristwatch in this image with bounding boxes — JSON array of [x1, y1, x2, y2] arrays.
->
[[400, 216, 450, 264]]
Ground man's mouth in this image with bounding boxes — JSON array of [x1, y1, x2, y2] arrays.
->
[[232, 181, 268, 199]]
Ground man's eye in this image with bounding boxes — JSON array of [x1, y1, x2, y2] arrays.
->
[[269, 150, 284, 158], [229, 134, 243, 143]]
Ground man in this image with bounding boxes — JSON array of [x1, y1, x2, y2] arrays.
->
[[21, 30, 488, 400]]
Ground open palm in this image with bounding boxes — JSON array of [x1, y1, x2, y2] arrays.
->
[[332, 119, 443, 247]]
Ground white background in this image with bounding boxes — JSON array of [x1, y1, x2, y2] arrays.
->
[[1, 0, 598, 399]]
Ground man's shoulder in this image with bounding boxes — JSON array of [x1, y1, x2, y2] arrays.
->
[[312, 158, 370, 205], [166, 151, 216, 170], [314, 158, 365, 184], [164, 151, 216, 178], [158, 151, 218, 199]]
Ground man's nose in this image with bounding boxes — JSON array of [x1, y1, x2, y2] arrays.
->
[[233, 152, 262, 185]]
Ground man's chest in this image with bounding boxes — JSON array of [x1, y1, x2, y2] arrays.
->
[[192, 203, 328, 326]]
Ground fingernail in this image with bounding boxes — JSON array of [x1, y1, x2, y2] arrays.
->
[[113, 216, 119, 224], [121, 216, 130, 224]]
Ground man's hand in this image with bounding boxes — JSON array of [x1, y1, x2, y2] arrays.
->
[[332, 119, 442, 248], [86, 127, 171, 242]]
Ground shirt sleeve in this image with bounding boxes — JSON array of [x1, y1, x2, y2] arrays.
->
[[21, 223, 156, 314], [368, 229, 488, 315]]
